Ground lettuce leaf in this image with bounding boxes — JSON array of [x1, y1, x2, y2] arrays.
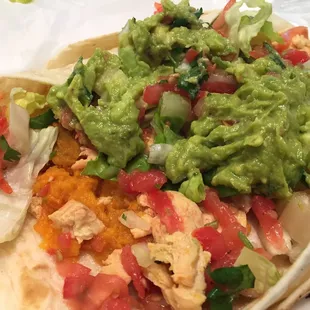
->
[[225, 0, 272, 55], [0, 126, 58, 243]]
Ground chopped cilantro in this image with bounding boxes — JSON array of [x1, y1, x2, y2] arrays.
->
[[0, 136, 21, 162], [122, 213, 127, 221]]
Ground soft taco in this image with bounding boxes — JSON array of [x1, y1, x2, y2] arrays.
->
[[1, 0, 310, 309]]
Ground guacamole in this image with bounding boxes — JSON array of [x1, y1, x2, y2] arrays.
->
[[46, 0, 310, 199]]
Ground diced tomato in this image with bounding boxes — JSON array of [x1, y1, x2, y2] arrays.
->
[[118, 169, 167, 194], [207, 63, 217, 74], [143, 82, 190, 105], [143, 84, 164, 105], [252, 195, 286, 251], [63, 274, 94, 299], [46, 248, 57, 256], [0, 150, 12, 194], [211, 250, 240, 269], [58, 232, 72, 250], [193, 90, 207, 107], [192, 227, 227, 261], [249, 45, 268, 59], [203, 189, 245, 252], [274, 26, 309, 53], [201, 73, 237, 94], [185, 48, 200, 63], [101, 297, 131, 310], [0, 175, 13, 194], [154, 2, 163, 14], [57, 261, 91, 278], [138, 108, 146, 123], [212, 0, 236, 37], [282, 49, 310, 65], [37, 183, 51, 197], [146, 190, 184, 234], [90, 235, 106, 253], [84, 274, 129, 308], [121, 245, 146, 299]]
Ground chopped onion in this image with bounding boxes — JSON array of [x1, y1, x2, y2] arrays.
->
[[135, 96, 147, 109], [177, 61, 191, 73], [303, 60, 310, 69], [148, 144, 173, 165], [160, 92, 191, 128], [208, 72, 237, 85], [131, 243, 153, 268], [193, 97, 206, 118], [119, 211, 151, 231], [9, 88, 30, 155], [279, 191, 310, 247]]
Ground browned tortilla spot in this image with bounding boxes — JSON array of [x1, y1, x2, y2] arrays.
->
[[21, 268, 49, 309]]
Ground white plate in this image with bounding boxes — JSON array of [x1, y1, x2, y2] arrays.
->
[[0, 0, 309, 308]]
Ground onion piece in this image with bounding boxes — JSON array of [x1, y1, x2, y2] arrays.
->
[[207, 72, 237, 85], [303, 59, 310, 69], [193, 97, 206, 118], [119, 211, 151, 231], [131, 243, 153, 268], [279, 191, 310, 247], [9, 88, 30, 155], [148, 144, 173, 165]]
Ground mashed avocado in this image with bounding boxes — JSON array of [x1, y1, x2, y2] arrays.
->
[[166, 59, 310, 198], [47, 49, 172, 168], [119, 0, 236, 67]]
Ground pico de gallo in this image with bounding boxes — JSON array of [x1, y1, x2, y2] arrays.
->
[[1, 0, 310, 309]]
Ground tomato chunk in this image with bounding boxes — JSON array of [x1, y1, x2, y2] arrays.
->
[[249, 45, 268, 59], [143, 84, 164, 105], [185, 48, 200, 63], [57, 261, 91, 278], [282, 49, 310, 65], [212, 0, 236, 37], [118, 169, 167, 194], [63, 274, 94, 299], [154, 2, 163, 14], [192, 227, 227, 261], [203, 189, 245, 252], [58, 232, 72, 250], [84, 274, 129, 308], [275, 26, 309, 53], [121, 245, 146, 299], [252, 195, 286, 251], [147, 190, 184, 233]]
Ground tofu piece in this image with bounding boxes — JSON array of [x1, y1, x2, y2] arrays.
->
[[148, 232, 201, 287], [48, 200, 105, 243], [130, 214, 153, 239], [138, 191, 204, 242], [101, 249, 131, 284], [28, 197, 43, 219], [71, 147, 98, 170], [144, 232, 211, 310]]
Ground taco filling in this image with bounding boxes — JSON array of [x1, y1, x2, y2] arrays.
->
[[1, 0, 310, 309]]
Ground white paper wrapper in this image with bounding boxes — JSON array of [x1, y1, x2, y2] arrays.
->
[[0, 0, 308, 75]]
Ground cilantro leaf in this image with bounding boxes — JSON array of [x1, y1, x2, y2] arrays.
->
[[0, 136, 21, 162], [29, 109, 56, 129], [177, 61, 208, 100], [194, 8, 203, 19], [82, 153, 120, 180], [207, 265, 255, 310], [151, 111, 182, 145], [126, 154, 150, 173], [210, 265, 255, 291]]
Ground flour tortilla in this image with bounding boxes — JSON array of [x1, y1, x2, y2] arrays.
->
[[0, 9, 309, 310]]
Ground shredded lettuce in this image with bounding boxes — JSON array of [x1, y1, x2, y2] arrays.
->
[[234, 247, 281, 294], [10, 88, 47, 115], [0, 126, 58, 243], [225, 0, 273, 55]]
